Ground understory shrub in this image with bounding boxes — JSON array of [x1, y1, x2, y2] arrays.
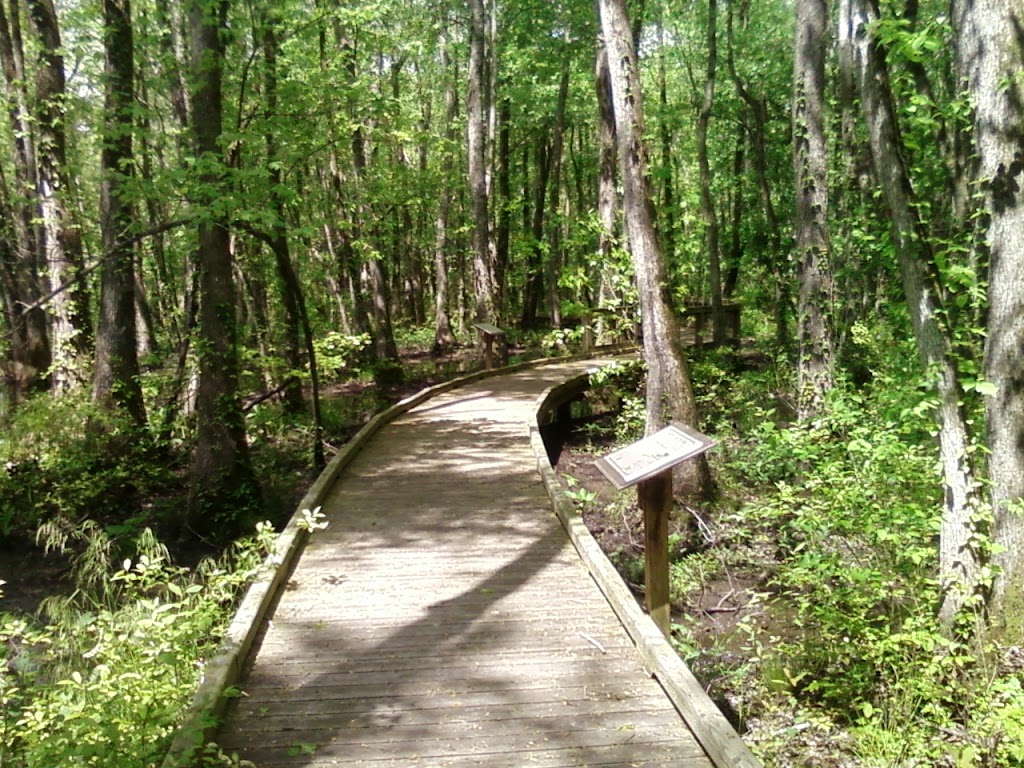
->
[[710, 351, 1024, 766], [0, 522, 274, 768], [0, 394, 175, 537]]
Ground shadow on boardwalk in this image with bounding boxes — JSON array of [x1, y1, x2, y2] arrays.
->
[[218, 361, 711, 767]]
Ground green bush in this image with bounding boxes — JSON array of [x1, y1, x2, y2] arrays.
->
[[715, 359, 1024, 765], [0, 395, 173, 537], [312, 332, 369, 380], [0, 524, 273, 768]]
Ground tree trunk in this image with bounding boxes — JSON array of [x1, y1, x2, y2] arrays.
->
[[657, 16, 675, 262], [841, 0, 981, 627], [522, 139, 550, 328], [0, 192, 49, 401], [599, 0, 712, 496], [262, 11, 304, 414], [495, 96, 511, 317], [27, 0, 90, 391], [952, 0, 1024, 635], [724, 128, 744, 299], [467, 0, 497, 324], [0, 0, 41, 280], [432, 22, 457, 353], [0, 0, 49, 400], [339, 30, 397, 364], [93, 0, 146, 428], [186, 0, 259, 535], [696, 0, 724, 344], [594, 47, 621, 340], [545, 61, 570, 330], [793, 0, 836, 420]]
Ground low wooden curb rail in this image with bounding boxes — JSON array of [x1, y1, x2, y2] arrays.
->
[[160, 346, 634, 768], [529, 373, 762, 768]]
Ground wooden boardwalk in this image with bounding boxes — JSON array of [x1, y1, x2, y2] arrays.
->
[[218, 357, 715, 767]]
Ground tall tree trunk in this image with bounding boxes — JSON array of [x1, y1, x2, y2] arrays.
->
[[696, 0, 724, 344], [724, 128, 744, 299], [93, 0, 146, 428], [339, 30, 397, 364], [841, 0, 981, 627], [467, 0, 497, 324], [27, 0, 90, 391], [793, 0, 836, 420], [432, 22, 457, 353], [657, 15, 675, 262], [495, 95, 511, 318], [546, 60, 570, 329], [599, 0, 712, 496], [186, 0, 259, 534], [952, 0, 1024, 635], [594, 47, 621, 340], [0, 0, 41, 278], [261, 11, 304, 414], [521, 139, 550, 328], [0, 186, 49, 401], [0, 0, 49, 399]]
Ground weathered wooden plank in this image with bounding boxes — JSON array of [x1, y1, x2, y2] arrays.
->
[[222, 723, 705, 763], [221, 706, 685, 744], [227, 692, 673, 724], [225, 742, 705, 768], [229, 682, 657, 716]]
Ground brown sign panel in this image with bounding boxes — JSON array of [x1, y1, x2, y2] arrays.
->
[[595, 422, 715, 490], [472, 322, 505, 337]]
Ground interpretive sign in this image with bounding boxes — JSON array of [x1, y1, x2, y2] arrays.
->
[[472, 322, 505, 337], [473, 322, 506, 370], [595, 422, 715, 490], [594, 422, 716, 637]]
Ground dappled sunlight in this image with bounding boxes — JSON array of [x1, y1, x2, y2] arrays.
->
[[217, 358, 709, 767]]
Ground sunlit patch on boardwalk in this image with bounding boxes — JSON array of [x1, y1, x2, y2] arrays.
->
[[217, 358, 714, 767]]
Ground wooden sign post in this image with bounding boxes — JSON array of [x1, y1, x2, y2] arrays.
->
[[472, 322, 505, 370], [595, 423, 715, 638]]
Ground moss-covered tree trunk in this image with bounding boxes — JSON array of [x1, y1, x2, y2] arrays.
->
[[792, 0, 835, 420], [953, 0, 1024, 637], [432, 20, 457, 353], [186, 0, 259, 535], [93, 0, 146, 428], [468, 0, 497, 325], [27, 0, 91, 391]]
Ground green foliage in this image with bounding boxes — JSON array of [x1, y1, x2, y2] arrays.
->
[[0, 394, 173, 537], [312, 332, 370, 381], [0, 523, 275, 768], [392, 324, 435, 352], [588, 359, 647, 442], [539, 326, 585, 356], [708, 347, 1024, 766], [562, 474, 597, 509]]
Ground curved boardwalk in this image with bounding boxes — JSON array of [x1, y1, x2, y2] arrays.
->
[[218, 357, 714, 767]]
